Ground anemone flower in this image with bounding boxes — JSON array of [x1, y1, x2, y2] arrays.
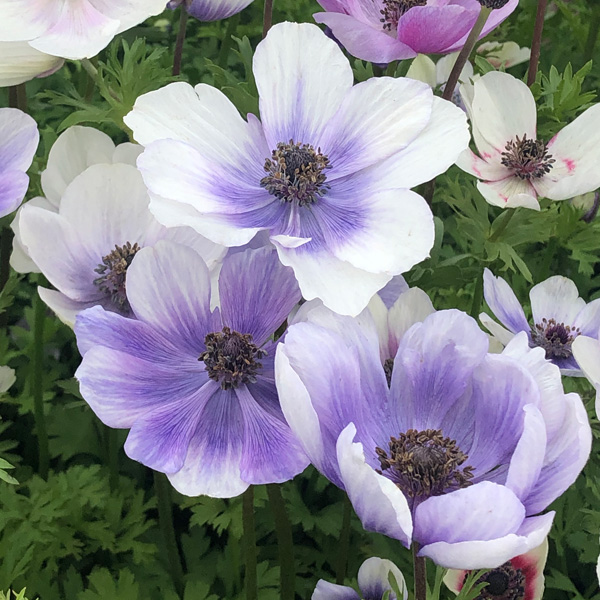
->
[[481, 268, 600, 376], [0, 41, 63, 87], [0, 0, 167, 60], [168, 0, 256, 21], [11, 125, 150, 274], [276, 309, 591, 569], [458, 71, 600, 210], [0, 108, 38, 219], [125, 22, 469, 316], [476, 41, 530, 69], [313, 557, 407, 600], [312, 0, 518, 64], [18, 163, 225, 326], [75, 242, 308, 497], [444, 539, 548, 600]]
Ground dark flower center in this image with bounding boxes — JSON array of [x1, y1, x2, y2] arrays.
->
[[500, 134, 555, 180], [200, 327, 266, 390], [94, 242, 141, 313], [470, 562, 526, 600], [384, 358, 395, 387], [531, 317, 580, 360], [261, 140, 330, 206], [380, 0, 427, 31], [376, 429, 474, 499]]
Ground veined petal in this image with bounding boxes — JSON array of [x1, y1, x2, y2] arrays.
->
[[0, 171, 29, 217], [183, 0, 255, 20], [477, 178, 540, 210], [253, 22, 354, 149], [0, 0, 64, 41], [337, 424, 413, 547], [529, 276, 585, 326], [0, 108, 39, 172], [456, 148, 511, 181], [0, 42, 63, 88], [39, 287, 100, 327], [482, 268, 530, 335]]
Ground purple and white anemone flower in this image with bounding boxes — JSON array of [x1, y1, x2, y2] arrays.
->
[[481, 268, 600, 376], [0, 0, 167, 60], [124, 21, 470, 317], [276, 309, 591, 569], [18, 163, 225, 326], [444, 538, 548, 600], [0, 108, 38, 219], [313, 557, 408, 600], [75, 242, 308, 497], [457, 71, 600, 210], [167, 0, 256, 21], [11, 125, 147, 274], [312, 0, 519, 65], [0, 41, 63, 87]]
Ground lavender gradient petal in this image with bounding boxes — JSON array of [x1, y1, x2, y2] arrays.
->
[[236, 383, 309, 484], [126, 241, 213, 355], [219, 247, 300, 344], [125, 380, 220, 474], [0, 171, 29, 217], [483, 269, 530, 334], [185, 0, 255, 21], [358, 557, 407, 600], [312, 581, 360, 600]]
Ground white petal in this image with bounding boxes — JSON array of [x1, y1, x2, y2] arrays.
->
[[358, 557, 408, 600], [477, 178, 540, 210], [41, 126, 116, 206], [435, 53, 473, 86], [0, 41, 63, 87], [406, 54, 437, 88], [529, 276, 585, 326], [479, 313, 516, 346], [387, 288, 435, 356], [273, 242, 392, 317], [0, 366, 16, 394], [38, 287, 98, 327], [337, 423, 413, 547], [253, 22, 353, 149], [90, 0, 167, 31]]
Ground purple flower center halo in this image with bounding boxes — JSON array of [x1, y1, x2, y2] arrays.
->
[[94, 241, 142, 315], [380, 0, 427, 31], [500, 134, 555, 181], [376, 428, 474, 504], [469, 561, 526, 600], [260, 140, 331, 207], [530, 318, 580, 361], [200, 326, 267, 389]]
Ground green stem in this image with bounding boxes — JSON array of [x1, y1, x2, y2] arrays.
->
[[335, 495, 352, 585], [8, 83, 27, 112], [154, 472, 185, 597], [80, 58, 99, 81], [32, 285, 49, 479], [267, 484, 295, 600], [107, 427, 119, 491], [442, 6, 492, 102], [243, 486, 258, 600], [172, 5, 189, 76], [584, 7, 600, 64], [412, 543, 427, 600], [527, 0, 548, 86], [488, 208, 516, 242], [470, 268, 484, 319], [262, 0, 274, 39]]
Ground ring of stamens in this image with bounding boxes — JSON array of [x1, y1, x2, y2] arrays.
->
[[530, 318, 580, 360], [469, 562, 526, 600], [376, 429, 474, 499], [260, 140, 330, 206], [380, 0, 427, 30], [94, 242, 141, 313], [200, 327, 266, 390], [500, 134, 555, 180]]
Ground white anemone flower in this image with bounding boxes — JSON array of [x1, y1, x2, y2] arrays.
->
[[18, 162, 226, 326], [11, 126, 144, 274], [0, 366, 16, 394], [125, 22, 469, 316], [476, 41, 531, 69], [457, 71, 600, 210], [0, 0, 167, 60], [0, 41, 63, 87]]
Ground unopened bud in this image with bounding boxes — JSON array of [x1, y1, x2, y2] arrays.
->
[[477, 0, 510, 8]]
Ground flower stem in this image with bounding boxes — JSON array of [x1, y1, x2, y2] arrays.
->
[[442, 6, 492, 102], [243, 486, 258, 600], [527, 0, 548, 86], [262, 0, 274, 39], [266, 484, 295, 600], [80, 58, 99, 81], [32, 285, 49, 479], [172, 4, 189, 76], [412, 543, 427, 600], [584, 6, 600, 64], [470, 268, 484, 319], [154, 471, 185, 597], [335, 495, 352, 585]]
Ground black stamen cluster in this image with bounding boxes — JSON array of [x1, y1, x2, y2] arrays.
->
[[469, 562, 526, 600], [477, 0, 511, 8], [379, 0, 427, 30], [531, 318, 580, 360], [501, 134, 555, 180]]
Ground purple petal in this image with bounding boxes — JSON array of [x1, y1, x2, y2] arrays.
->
[[219, 247, 300, 344], [126, 241, 214, 355], [358, 557, 407, 600], [313, 581, 360, 600], [483, 269, 530, 335], [125, 380, 220, 473], [185, 0, 254, 21], [0, 108, 38, 172], [0, 170, 29, 217]]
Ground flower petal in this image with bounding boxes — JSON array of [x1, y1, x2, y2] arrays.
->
[[482, 268, 530, 335], [312, 581, 360, 600], [477, 178, 540, 210], [529, 276, 585, 327], [0, 107, 39, 172], [358, 557, 408, 600]]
